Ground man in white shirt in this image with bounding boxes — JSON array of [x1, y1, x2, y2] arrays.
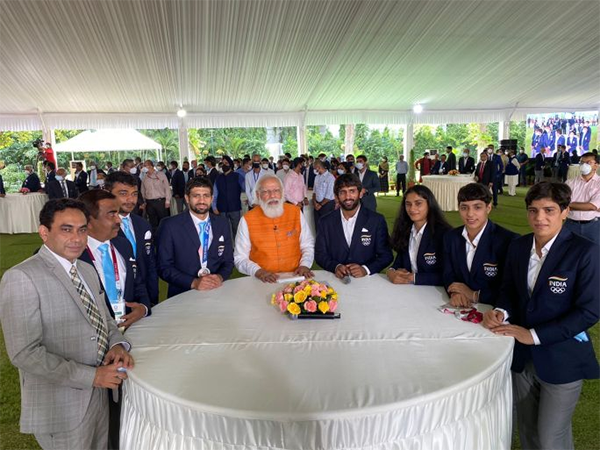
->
[[565, 152, 600, 244], [484, 181, 599, 450], [235, 175, 314, 283], [245, 154, 273, 208]]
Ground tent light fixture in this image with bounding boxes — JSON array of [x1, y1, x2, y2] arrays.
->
[[413, 104, 423, 114], [177, 108, 187, 118]]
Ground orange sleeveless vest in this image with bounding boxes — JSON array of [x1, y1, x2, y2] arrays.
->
[[245, 203, 302, 272]]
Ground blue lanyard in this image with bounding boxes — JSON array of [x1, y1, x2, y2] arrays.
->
[[198, 221, 211, 268]]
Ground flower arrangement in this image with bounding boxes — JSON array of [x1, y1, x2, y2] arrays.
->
[[272, 279, 339, 317], [448, 169, 459, 176]]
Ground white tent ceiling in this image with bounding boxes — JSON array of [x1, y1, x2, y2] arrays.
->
[[53, 129, 162, 152], [1, 0, 599, 130]]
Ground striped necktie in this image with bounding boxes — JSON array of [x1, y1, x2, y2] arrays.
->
[[69, 265, 109, 365]]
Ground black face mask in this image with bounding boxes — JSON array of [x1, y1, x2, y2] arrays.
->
[[222, 165, 230, 172], [252, 162, 260, 169]]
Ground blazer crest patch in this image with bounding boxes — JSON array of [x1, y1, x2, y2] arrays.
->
[[361, 234, 372, 246], [424, 252, 436, 265], [483, 263, 498, 277], [548, 276, 568, 294]]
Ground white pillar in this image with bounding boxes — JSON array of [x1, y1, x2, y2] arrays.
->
[[296, 125, 307, 156], [403, 124, 414, 160], [178, 123, 189, 164], [498, 121, 510, 141], [344, 124, 355, 156]]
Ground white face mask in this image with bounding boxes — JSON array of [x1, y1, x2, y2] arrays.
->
[[130, 167, 138, 174], [355, 162, 364, 170], [90, 166, 96, 170], [463, 153, 469, 157], [282, 164, 290, 171], [487, 149, 493, 155], [25, 169, 31, 175], [314, 169, 320, 176], [97, 179, 105, 187], [337, 168, 345, 175], [580, 163, 593, 176], [261, 163, 269, 170], [142, 167, 149, 173], [55, 175, 64, 181]]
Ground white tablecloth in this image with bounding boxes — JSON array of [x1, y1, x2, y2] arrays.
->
[[0, 193, 48, 234], [121, 271, 513, 450], [422, 175, 475, 211]]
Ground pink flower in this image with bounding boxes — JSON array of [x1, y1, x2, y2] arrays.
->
[[279, 301, 289, 312], [276, 292, 284, 303], [304, 300, 317, 313], [328, 300, 338, 312], [294, 285, 305, 294], [310, 285, 321, 297]]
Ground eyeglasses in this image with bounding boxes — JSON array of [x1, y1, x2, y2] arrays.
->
[[259, 188, 282, 197]]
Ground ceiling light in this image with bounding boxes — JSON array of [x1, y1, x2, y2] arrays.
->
[[413, 104, 423, 114], [177, 108, 187, 118]]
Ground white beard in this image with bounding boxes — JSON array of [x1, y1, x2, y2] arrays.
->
[[259, 198, 284, 218]]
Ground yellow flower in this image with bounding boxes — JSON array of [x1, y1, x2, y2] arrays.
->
[[320, 290, 328, 298], [284, 294, 293, 302], [327, 288, 334, 295], [318, 301, 330, 314], [287, 303, 301, 315], [303, 285, 312, 294], [331, 293, 338, 300], [271, 294, 277, 305], [294, 291, 307, 303]]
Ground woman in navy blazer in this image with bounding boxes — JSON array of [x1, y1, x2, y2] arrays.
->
[[387, 185, 451, 286]]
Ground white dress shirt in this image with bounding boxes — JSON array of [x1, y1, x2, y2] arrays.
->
[[409, 223, 427, 274], [462, 222, 488, 271], [527, 233, 559, 345], [234, 210, 315, 277], [339, 207, 371, 275], [566, 173, 600, 221], [87, 236, 127, 299]]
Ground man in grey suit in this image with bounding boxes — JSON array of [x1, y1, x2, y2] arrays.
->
[[0, 198, 133, 450], [355, 154, 381, 211]]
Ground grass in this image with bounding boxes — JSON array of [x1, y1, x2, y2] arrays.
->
[[1, 188, 598, 449]]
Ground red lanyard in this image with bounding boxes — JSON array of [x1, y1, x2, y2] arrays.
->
[[86, 244, 121, 282]]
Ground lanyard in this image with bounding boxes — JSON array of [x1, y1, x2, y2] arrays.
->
[[87, 244, 120, 282], [198, 221, 211, 269]]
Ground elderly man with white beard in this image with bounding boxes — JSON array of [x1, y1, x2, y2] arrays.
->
[[234, 175, 315, 282]]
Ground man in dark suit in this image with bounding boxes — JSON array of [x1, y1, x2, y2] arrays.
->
[[474, 151, 495, 188], [204, 156, 219, 185], [492, 149, 504, 207], [303, 156, 316, 189], [169, 160, 186, 214], [458, 149, 475, 174], [46, 168, 79, 199], [0, 173, 5, 197], [484, 182, 599, 450], [105, 171, 160, 306], [43, 160, 56, 183], [74, 162, 89, 193], [315, 174, 393, 278], [355, 154, 380, 211], [432, 154, 449, 175], [443, 183, 518, 307], [553, 145, 571, 182], [21, 165, 42, 193], [157, 177, 234, 298], [517, 147, 529, 186], [445, 146, 457, 172], [534, 147, 547, 183]]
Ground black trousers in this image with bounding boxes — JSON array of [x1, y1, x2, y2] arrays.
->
[[146, 198, 169, 233], [396, 174, 406, 194], [314, 201, 335, 231]]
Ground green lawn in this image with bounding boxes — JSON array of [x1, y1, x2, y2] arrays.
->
[[0, 188, 598, 449]]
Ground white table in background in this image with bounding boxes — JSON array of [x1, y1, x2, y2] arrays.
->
[[422, 175, 475, 211], [121, 271, 513, 450], [0, 193, 48, 234]]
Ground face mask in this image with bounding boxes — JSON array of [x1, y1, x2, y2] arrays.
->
[[355, 162, 364, 170], [320, 157, 326, 162], [90, 166, 96, 170], [487, 149, 493, 155], [314, 169, 320, 176], [463, 153, 468, 157], [261, 163, 269, 169], [520, 150, 524, 154], [580, 163, 593, 176], [252, 162, 260, 169], [282, 164, 290, 171], [337, 168, 345, 175], [97, 179, 105, 187], [55, 175, 64, 181], [130, 167, 138, 174], [142, 167, 149, 173], [25, 170, 31, 175], [222, 165, 230, 172], [234, 164, 239, 170]]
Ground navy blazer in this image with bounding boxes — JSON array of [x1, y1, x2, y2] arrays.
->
[[443, 221, 518, 306], [0, 174, 5, 195], [474, 160, 495, 185], [118, 213, 159, 305], [496, 229, 599, 384], [75, 171, 88, 193], [359, 169, 381, 211], [22, 173, 41, 192], [458, 156, 475, 174], [315, 207, 393, 275], [156, 211, 234, 298], [391, 223, 452, 286], [171, 169, 186, 198], [446, 152, 457, 171], [78, 236, 152, 318], [45, 179, 79, 199]]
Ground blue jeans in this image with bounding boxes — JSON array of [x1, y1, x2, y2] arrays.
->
[[564, 218, 600, 245]]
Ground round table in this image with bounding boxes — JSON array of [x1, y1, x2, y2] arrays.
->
[[121, 271, 513, 450], [0, 193, 48, 234], [422, 175, 475, 211]]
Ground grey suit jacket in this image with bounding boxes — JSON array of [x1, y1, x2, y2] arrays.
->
[[360, 169, 381, 211], [0, 245, 128, 434]]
